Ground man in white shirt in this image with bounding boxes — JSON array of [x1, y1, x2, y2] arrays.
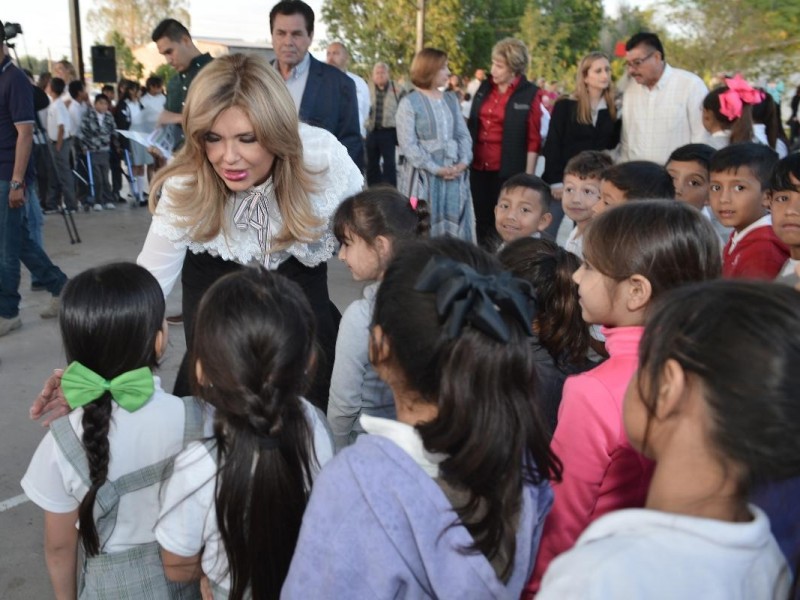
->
[[620, 32, 710, 164], [326, 41, 369, 139]]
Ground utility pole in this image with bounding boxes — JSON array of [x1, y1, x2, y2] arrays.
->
[[68, 0, 85, 81], [416, 0, 425, 53]]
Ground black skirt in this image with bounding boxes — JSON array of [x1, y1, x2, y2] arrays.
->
[[172, 250, 340, 412]]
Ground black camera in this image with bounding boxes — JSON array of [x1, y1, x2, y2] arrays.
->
[[1, 21, 22, 43]]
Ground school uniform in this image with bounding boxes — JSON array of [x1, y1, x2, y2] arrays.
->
[[722, 215, 790, 280], [156, 399, 333, 597], [282, 415, 554, 599], [538, 505, 790, 599], [21, 378, 203, 598]]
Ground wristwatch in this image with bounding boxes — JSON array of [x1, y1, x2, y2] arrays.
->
[[9, 180, 23, 191]]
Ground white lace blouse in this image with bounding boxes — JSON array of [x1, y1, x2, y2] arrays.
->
[[137, 124, 364, 296]]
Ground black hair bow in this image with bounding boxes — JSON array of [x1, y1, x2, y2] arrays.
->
[[414, 256, 535, 343]]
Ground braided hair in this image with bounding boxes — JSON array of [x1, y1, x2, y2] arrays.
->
[[191, 267, 317, 600], [58, 263, 165, 555]]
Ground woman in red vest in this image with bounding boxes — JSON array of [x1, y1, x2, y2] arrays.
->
[[468, 38, 546, 247]]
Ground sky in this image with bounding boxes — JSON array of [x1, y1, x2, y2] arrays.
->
[[3, 0, 650, 68]]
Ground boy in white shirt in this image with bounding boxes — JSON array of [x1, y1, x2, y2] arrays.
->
[[558, 151, 612, 258], [45, 78, 77, 211]]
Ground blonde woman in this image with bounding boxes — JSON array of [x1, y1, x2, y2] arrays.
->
[[542, 52, 620, 194], [396, 48, 475, 242], [467, 38, 547, 247], [137, 53, 363, 407]]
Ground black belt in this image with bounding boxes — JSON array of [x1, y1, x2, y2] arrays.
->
[[373, 127, 395, 131]]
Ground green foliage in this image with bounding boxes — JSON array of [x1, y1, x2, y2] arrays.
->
[[459, 0, 528, 73], [517, 0, 604, 84], [321, 0, 527, 79], [14, 56, 48, 76], [154, 64, 177, 88], [662, 0, 800, 80], [106, 30, 143, 81], [87, 0, 191, 48], [321, 0, 466, 76]]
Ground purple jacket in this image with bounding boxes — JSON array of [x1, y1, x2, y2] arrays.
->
[[282, 434, 553, 599]]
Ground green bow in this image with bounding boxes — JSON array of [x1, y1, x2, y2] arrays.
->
[[60, 362, 155, 413]]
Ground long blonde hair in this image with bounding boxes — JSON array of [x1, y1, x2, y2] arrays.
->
[[150, 53, 322, 250], [574, 52, 616, 125]]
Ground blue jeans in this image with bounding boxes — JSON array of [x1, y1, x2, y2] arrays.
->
[[0, 181, 67, 318]]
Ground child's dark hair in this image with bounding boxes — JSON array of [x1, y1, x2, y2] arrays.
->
[[191, 267, 317, 599], [333, 186, 430, 247], [145, 75, 163, 89], [752, 89, 789, 151], [49, 77, 66, 96], [667, 143, 715, 170], [373, 237, 561, 580], [770, 153, 800, 193], [602, 161, 675, 200], [564, 151, 613, 180], [59, 263, 165, 556], [94, 93, 111, 106], [636, 280, 800, 493], [583, 200, 721, 299], [498, 238, 589, 367], [68, 80, 85, 100], [709, 142, 778, 189], [500, 173, 552, 212], [703, 86, 755, 144]]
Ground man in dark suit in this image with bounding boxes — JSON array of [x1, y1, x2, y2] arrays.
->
[[269, 0, 364, 169]]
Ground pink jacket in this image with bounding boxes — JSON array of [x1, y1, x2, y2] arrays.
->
[[524, 326, 655, 596]]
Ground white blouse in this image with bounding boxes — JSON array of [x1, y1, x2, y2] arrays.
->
[[137, 123, 364, 296]]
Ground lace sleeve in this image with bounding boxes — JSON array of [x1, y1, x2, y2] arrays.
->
[[282, 125, 364, 267]]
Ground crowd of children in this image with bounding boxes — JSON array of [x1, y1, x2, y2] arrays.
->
[[18, 67, 800, 600], [30, 66, 165, 213]]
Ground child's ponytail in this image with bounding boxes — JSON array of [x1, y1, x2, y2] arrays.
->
[[333, 186, 430, 248], [193, 267, 317, 599], [58, 263, 165, 557], [78, 395, 113, 555], [498, 238, 589, 368], [374, 238, 561, 581]]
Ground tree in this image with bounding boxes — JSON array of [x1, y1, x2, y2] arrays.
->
[[517, 0, 604, 83], [321, 0, 527, 78], [14, 55, 48, 76], [459, 0, 528, 73], [87, 0, 191, 48], [662, 0, 800, 80], [323, 0, 463, 75], [107, 30, 144, 81]]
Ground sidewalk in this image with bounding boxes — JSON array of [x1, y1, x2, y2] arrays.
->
[[0, 199, 361, 598]]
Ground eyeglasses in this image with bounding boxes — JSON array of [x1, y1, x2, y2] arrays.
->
[[625, 51, 656, 69]]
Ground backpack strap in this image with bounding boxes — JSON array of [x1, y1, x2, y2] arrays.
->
[[49, 416, 92, 488], [181, 396, 205, 445]]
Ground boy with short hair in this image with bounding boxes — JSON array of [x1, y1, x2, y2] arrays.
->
[[709, 143, 789, 279], [667, 143, 730, 241], [494, 173, 553, 248], [45, 77, 78, 211], [559, 151, 613, 258], [769, 153, 800, 285], [79, 94, 117, 210]]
